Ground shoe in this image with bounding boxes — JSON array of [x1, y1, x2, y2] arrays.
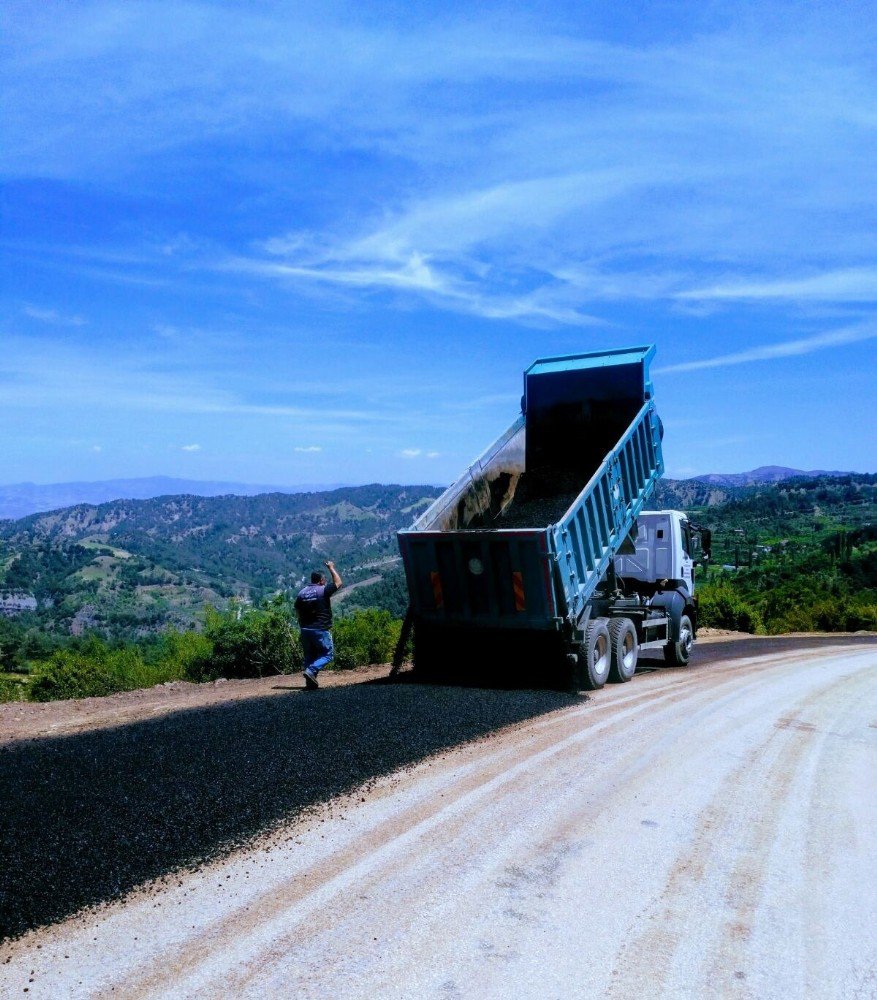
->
[[303, 668, 319, 690]]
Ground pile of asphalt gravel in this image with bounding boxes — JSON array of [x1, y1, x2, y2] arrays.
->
[[493, 470, 583, 529], [496, 493, 578, 528], [0, 681, 578, 940]]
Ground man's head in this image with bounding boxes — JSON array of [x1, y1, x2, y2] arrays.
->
[[311, 571, 325, 585]]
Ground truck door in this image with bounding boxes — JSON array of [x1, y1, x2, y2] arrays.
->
[[615, 513, 672, 583], [679, 518, 695, 594]]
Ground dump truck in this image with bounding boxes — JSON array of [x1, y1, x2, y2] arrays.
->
[[395, 346, 711, 689]]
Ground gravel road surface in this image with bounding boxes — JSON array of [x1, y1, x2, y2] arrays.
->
[[2, 638, 875, 998]]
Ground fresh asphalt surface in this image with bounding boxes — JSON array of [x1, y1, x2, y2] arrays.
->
[[1, 636, 875, 998], [0, 681, 577, 940]]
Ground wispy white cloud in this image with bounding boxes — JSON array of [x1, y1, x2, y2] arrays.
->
[[23, 304, 86, 326], [236, 169, 673, 325], [0, 335, 406, 431], [655, 322, 877, 374], [7, 5, 877, 324], [153, 323, 180, 339], [692, 435, 756, 449], [441, 393, 520, 412], [225, 249, 602, 326], [399, 448, 422, 458], [678, 267, 877, 303], [181, 443, 201, 451], [294, 446, 322, 453]]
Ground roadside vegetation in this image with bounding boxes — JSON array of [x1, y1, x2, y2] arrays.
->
[[690, 478, 877, 635], [0, 602, 407, 703], [0, 474, 874, 703]]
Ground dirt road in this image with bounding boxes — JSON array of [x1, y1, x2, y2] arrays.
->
[[3, 641, 876, 998]]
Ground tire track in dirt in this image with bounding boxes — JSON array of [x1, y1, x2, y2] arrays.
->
[[800, 670, 877, 999], [3, 645, 874, 999], [115, 651, 834, 998], [113, 681, 715, 997], [338, 651, 872, 1000], [606, 659, 876, 999]]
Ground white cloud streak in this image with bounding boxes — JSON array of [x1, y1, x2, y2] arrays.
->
[[23, 305, 86, 326], [181, 443, 201, 451], [0, 336, 406, 430], [655, 323, 877, 374], [225, 251, 602, 326], [678, 267, 877, 303], [6, 4, 877, 325]]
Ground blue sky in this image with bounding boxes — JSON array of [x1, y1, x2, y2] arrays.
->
[[2, 0, 876, 486]]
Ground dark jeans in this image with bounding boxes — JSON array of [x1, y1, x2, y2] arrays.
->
[[301, 628, 334, 673]]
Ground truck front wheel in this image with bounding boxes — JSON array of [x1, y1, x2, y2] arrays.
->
[[664, 614, 693, 666], [580, 618, 612, 690], [609, 618, 638, 682]]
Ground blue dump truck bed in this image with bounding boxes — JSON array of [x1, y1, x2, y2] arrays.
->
[[397, 346, 664, 635]]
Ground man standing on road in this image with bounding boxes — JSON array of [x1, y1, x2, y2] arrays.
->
[[295, 560, 343, 690]]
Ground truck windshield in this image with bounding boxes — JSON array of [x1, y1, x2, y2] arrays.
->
[[683, 523, 700, 559]]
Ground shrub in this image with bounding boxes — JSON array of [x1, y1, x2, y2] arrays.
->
[[29, 637, 187, 701], [0, 674, 31, 703], [30, 642, 117, 701], [763, 606, 815, 635], [197, 603, 302, 680], [844, 601, 877, 631], [333, 609, 402, 670], [810, 596, 877, 633], [698, 579, 764, 634], [157, 628, 214, 681]]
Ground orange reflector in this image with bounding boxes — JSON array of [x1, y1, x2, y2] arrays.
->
[[512, 571, 526, 612], [430, 571, 444, 610]]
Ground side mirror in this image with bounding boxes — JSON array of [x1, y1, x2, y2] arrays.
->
[[701, 528, 712, 561]]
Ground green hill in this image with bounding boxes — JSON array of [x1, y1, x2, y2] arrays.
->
[[0, 485, 442, 640], [1, 475, 875, 653]]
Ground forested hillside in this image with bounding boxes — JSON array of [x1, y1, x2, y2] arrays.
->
[[0, 474, 874, 702], [1, 475, 874, 659], [332, 475, 877, 626], [683, 474, 877, 634], [0, 485, 442, 643]]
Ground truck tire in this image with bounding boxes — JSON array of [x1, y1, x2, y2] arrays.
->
[[580, 618, 612, 690], [664, 613, 693, 666], [608, 617, 638, 683]]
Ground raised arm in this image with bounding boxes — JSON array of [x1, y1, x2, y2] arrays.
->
[[325, 560, 343, 589]]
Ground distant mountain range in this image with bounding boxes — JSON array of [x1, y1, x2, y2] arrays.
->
[[0, 485, 443, 633], [0, 467, 860, 520], [689, 466, 852, 488], [1, 476, 873, 637], [0, 477, 347, 521]]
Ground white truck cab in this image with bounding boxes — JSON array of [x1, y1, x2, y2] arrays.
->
[[607, 510, 710, 668]]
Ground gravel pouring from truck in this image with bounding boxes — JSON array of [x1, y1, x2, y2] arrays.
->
[[396, 346, 711, 689]]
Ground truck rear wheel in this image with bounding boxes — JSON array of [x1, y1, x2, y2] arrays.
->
[[664, 613, 693, 666], [580, 618, 611, 690], [608, 617, 638, 682]]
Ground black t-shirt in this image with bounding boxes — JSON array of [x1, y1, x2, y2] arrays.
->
[[294, 582, 339, 630]]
